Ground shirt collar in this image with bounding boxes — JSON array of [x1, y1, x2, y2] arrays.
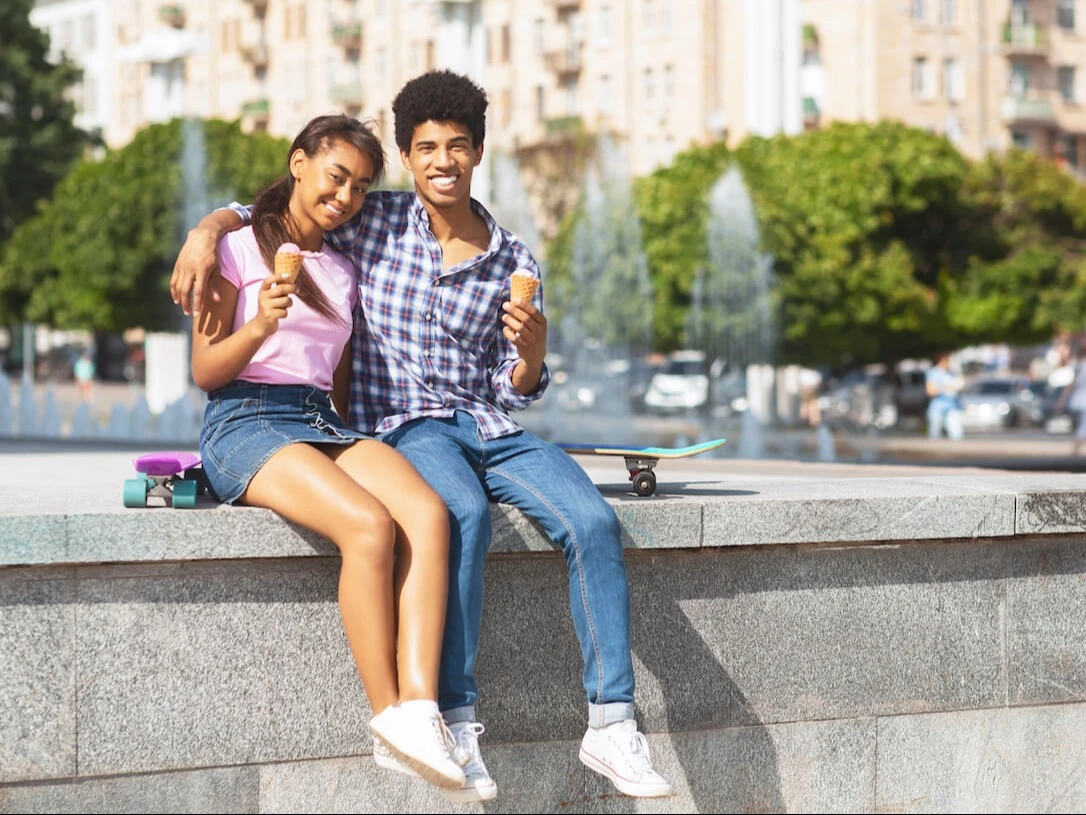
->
[[408, 194, 505, 255]]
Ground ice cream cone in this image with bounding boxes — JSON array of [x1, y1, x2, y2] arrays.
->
[[510, 271, 538, 303], [275, 252, 303, 283], [275, 243, 304, 283]]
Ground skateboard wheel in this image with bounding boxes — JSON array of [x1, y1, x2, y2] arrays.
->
[[633, 471, 656, 497], [172, 479, 199, 509], [123, 478, 149, 508]]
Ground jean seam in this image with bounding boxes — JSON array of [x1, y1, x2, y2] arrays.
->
[[486, 464, 606, 703]]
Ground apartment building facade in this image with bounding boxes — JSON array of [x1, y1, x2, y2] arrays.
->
[[802, 0, 1086, 172], [27, 0, 1086, 218]]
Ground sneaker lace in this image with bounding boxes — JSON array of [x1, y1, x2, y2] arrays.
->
[[454, 723, 486, 772], [430, 713, 460, 760], [618, 723, 656, 776]]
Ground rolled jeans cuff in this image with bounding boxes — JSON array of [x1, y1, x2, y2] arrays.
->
[[441, 704, 477, 726], [588, 701, 636, 728]]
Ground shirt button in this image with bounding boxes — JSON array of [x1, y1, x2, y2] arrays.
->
[[425, 313, 432, 321], [424, 349, 431, 357]]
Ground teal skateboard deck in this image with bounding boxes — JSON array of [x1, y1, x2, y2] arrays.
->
[[557, 438, 727, 496]]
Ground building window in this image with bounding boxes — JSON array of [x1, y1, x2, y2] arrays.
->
[[1011, 0, 1029, 26], [597, 5, 612, 48], [943, 58, 963, 101], [1059, 65, 1077, 102], [941, 0, 956, 25], [500, 24, 511, 63], [912, 57, 933, 98], [501, 89, 512, 127], [663, 64, 674, 109], [644, 67, 654, 109], [642, 0, 654, 30], [911, 0, 925, 23], [535, 85, 545, 120], [1061, 134, 1079, 169], [564, 77, 578, 117], [1011, 130, 1031, 149], [1009, 61, 1030, 95], [598, 74, 613, 116], [1059, 0, 1076, 30], [661, 0, 673, 34], [534, 19, 545, 55]]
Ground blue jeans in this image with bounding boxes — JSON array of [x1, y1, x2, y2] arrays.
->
[[381, 411, 635, 728], [927, 402, 964, 440]]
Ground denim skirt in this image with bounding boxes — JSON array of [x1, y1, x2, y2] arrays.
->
[[199, 380, 371, 504]]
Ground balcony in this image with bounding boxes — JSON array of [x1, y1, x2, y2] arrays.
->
[[242, 98, 270, 126], [1001, 94, 1056, 123], [240, 42, 268, 69], [543, 46, 582, 77], [1002, 22, 1049, 55], [158, 3, 185, 28], [544, 115, 583, 135], [330, 84, 363, 109], [332, 22, 363, 51]]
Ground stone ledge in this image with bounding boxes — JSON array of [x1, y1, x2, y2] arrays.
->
[[7, 452, 1086, 565]]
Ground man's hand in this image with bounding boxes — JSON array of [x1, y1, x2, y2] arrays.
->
[[502, 297, 547, 395], [502, 297, 547, 368], [170, 209, 245, 316]]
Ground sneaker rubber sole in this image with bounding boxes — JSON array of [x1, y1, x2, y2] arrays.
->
[[579, 746, 673, 798], [368, 715, 464, 790], [374, 743, 496, 802]]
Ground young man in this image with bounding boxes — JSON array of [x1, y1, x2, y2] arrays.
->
[[170, 70, 672, 802]]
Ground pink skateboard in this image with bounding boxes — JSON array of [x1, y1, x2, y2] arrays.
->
[[123, 451, 207, 508]]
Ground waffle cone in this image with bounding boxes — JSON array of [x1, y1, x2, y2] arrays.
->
[[510, 273, 538, 303], [275, 252, 303, 283]]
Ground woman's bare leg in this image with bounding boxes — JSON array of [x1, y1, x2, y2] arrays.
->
[[242, 442, 401, 712], [328, 441, 450, 702]]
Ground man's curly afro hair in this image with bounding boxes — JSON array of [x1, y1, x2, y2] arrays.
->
[[392, 70, 488, 152]]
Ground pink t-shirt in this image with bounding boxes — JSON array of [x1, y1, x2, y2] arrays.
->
[[217, 227, 358, 392]]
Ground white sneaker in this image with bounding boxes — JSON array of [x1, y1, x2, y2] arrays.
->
[[579, 719, 673, 798], [369, 705, 466, 790], [373, 739, 418, 777], [373, 722, 497, 802], [444, 722, 498, 803]]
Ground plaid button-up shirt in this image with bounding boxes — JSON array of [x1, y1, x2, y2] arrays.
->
[[230, 191, 548, 439]]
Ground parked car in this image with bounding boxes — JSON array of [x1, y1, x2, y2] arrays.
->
[[958, 375, 1038, 430], [643, 350, 710, 414]]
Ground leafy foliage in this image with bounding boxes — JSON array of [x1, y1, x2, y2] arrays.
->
[[546, 121, 1086, 369], [0, 118, 288, 331], [0, 0, 94, 243]]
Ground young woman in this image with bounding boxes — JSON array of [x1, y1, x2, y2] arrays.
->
[[191, 114, 464, 790]]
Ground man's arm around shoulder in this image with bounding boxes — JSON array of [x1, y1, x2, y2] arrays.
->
[[170, 207, 247, 316]]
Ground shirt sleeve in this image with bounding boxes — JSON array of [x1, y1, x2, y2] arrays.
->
[[225, 202, 254, 224], [488, 251, 550, 410], [326, 199, 375, 256], [216, 232, 243, 288]]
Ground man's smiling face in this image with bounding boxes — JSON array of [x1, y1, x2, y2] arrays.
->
[[401, 120, 483, 211]]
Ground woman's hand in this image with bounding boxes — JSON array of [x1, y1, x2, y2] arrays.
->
[[251, 274, 296, 339]]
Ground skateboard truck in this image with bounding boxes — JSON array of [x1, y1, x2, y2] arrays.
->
[[123, 452, 208, 509], [557, 438, 727, 498], [624, 456, 659, 497]]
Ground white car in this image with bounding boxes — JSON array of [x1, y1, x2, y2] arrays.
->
[[644, 351, 710, 413]]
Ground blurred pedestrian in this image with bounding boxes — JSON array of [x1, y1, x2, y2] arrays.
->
[[1054, 344, 1086, 455], [73, 351, 95, 401], [925, 351, 964, 440]]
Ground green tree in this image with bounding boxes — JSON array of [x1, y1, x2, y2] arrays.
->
[[0, 118, 288, 331], [0, 0, 93, 243], [549, 120, 1086, 369]]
